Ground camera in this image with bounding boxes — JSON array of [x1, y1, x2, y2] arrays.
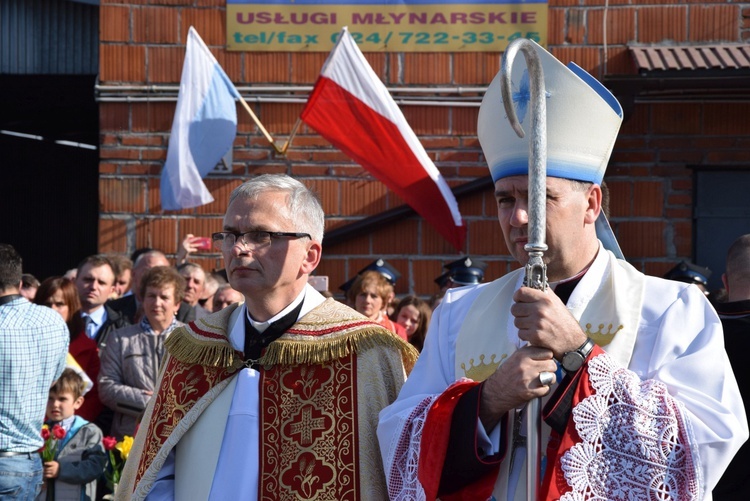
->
[[193, 236, 212, 251]]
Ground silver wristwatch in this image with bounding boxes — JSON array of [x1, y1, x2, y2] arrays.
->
[[561, 337, 595, 372]]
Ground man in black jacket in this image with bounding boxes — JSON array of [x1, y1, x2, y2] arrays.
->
[[107, 250, 195, 327], [714, 233, 750, 500], [75, 254, 128, 350]]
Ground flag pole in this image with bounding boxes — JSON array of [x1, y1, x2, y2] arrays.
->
[[236, 94, 284, 154], [276, 118, 303, 155]]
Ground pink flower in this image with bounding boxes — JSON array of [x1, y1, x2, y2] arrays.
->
[[41, 428, 50, 440], [52, 424, 66, 440], [102, 436, 118, 451]]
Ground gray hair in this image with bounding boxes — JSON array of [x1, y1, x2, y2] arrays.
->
[[228, 174, 325, 243], [133, 250, 168, 269], [176, 262, 205, 276]]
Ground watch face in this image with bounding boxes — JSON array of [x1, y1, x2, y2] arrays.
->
[[563, 351, 584, 372]]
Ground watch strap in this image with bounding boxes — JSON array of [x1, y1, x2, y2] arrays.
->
[[576, 337, 595, 359], [562, 337, 595, 372]]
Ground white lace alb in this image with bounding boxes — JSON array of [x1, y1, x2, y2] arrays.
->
[[560, 354, 702, 500]]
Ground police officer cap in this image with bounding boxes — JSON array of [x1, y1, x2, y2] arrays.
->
[[339, 258, 401, 292], [434, 271, 451, 289], [437, 257, 488, 286], [663, 260, 711, 286]]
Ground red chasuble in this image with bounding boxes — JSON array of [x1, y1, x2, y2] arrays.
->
[[132, 299, 416, 499]]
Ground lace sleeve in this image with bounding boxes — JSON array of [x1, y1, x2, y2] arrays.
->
[[382, 395, 436, 501], [559, 353, 703, 500]]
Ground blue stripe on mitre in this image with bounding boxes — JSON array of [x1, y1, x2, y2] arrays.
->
[[568, 62, 623, 119], [490, 157, 604, 184]]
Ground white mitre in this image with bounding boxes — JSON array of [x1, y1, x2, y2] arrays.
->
[[478, 40, 625, 255], [478, 39, 623, 185]]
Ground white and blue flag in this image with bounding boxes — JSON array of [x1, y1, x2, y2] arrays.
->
[[161, 26, 241, 211]]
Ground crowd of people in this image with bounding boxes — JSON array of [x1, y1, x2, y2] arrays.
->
[[1, 242, 256, 500], [1, 217, 471, 500], [1, 39, 748, 501]]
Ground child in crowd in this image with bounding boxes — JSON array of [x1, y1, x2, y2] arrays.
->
[[38, 368, 107, 501], [347, 270, 407, 341], [392, 296, 432, 352], [34, 276, 104, 424]]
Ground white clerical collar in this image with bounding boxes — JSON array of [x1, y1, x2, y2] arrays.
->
[[245, 288, 306, 334]]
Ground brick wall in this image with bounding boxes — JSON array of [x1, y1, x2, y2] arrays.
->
[[98, 0, 750, 297]]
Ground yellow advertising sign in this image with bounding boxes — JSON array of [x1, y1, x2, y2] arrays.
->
[[227, 1, 547, 52]]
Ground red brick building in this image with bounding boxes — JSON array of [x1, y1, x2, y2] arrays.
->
[[95, 0, 750, 296]]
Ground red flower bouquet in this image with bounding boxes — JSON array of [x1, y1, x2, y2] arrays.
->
[[39, 424, 66, 462], [103, 435, 133, 490]]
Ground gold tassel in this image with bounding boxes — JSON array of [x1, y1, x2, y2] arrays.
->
[[260, 328, 418, 369], [165, 327, 243, 370], [165, 312, 418, 372]]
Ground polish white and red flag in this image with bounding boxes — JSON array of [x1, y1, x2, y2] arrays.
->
[[300, 27, 466, 252]]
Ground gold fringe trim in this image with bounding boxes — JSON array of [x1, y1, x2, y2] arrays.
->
[[260, 328, 419, 370], [164, 323, 418, 372], [164, 326, 243, 370]]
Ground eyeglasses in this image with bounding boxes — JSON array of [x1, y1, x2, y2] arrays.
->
[[211, 230, 311, 250]]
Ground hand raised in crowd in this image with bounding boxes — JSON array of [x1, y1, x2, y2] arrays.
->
[[176, 234, 208, 265]]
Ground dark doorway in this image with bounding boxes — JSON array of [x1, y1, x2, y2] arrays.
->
[[694, 168, 750, 291], [0, 74, 99, 281]]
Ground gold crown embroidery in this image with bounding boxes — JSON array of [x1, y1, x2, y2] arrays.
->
[[584, 323, 623, 347], [461, 353, 506, 381]]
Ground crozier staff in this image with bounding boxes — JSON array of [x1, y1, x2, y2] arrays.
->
[[377, 40, 747, 501], [498, 38, 550, 500]]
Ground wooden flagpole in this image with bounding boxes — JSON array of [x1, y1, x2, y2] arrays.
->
[[236, 95, 303, 156], [276, 117, 303, 155], [236, 94, 281, 153]]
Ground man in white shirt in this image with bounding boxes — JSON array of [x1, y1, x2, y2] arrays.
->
[[118, 174, 416, 501], [75, 255, 125, 348]]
